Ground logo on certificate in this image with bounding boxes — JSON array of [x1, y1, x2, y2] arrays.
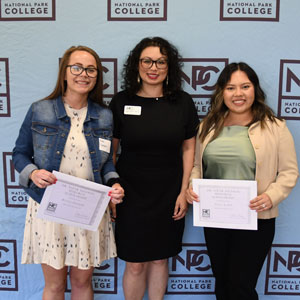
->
[[0, 240, 18, 291], [265, 244, 300, 295], [202, 209, 210, 218], [46, 202, 57, 212], [220, 0, 280, 22], [181, 58, 228, 118], [0, 58, 11, 117], [277, 60, 300, 120], [167, 243, 215, 295], [2, 152, 28, 207], [107, 0, 167, 21], [0, 0, 56, 21], [66, 257, 118, 294]]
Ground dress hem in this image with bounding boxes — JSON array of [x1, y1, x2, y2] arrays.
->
[[21, 254, 117, 270], [117, 248, 182, 263]]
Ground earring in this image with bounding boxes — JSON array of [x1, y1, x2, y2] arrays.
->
[[166, 76, 169, 86], [137, 75, 140, 84]]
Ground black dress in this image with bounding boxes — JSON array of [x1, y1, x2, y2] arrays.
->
[[109, 90, 199, 262]]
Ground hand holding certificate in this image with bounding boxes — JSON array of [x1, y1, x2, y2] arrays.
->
[[37, 171, 111, 231], [193, 179, 257, 230]]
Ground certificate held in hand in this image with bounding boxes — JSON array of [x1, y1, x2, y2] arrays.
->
[[193, 179, 257, 230], [37, 171, 111, 231]]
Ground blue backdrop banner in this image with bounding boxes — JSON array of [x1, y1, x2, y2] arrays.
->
[[0, 1, 299, 299]]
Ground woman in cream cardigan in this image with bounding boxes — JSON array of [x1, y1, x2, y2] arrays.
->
[[186, 62, 298, 300]]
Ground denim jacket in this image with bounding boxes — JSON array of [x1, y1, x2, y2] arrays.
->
[[12, 96, 119, 203]]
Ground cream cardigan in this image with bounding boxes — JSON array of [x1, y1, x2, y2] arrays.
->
[[190, 119, 299, 219]]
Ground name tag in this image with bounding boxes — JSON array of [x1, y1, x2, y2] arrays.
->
[[124, 105, 141, 115], [99, 138, 111, 153]]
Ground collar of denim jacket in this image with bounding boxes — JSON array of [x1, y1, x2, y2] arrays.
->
[[54, 96, 68, 119], [86, 98, 107, 121], [53, 96, 105, 121]]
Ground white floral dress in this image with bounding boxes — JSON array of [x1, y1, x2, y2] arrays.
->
[[21, 103, 117, 270]]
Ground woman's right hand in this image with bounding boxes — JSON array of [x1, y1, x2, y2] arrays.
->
[[186, 186, 199, 204], [30, 169, 57, 188]]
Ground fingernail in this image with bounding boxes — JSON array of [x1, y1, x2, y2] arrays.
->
[[108, 191, 112, 196]]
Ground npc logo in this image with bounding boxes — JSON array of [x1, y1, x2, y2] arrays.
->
[[107, 0, 167, 21], [101, 59, 118, 106], [0, 58, 10, 117], [3, 152, 29, 208], [278, 60, 300, 120], [66, 258, 118, 294], [220, 0, 280, 22], [0, 240, 18, 291], [265, 244, 300, 295], [167, 243, 215, 295], [181, 58, 228, 118], [0, 0, 56, 21]]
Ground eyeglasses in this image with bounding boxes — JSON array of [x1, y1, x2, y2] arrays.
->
[[139, 58, 168, 70], [67, 65, 98, 78]]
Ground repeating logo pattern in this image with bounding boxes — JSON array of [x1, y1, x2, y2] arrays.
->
[[0, 240, 18, 291], [101, 59, 118, 105], [278, 60, 300, 120], [220, 0, 280, 21], [181, 59, 228, 118], [265, 244, 300, 295], [0, 0, 56, 21], [66, 258, 118, 294], [167, 243, 215, 295], [3, 152, 29, 208], [107, 0, 167, 21], [0, 58, 10, 117]]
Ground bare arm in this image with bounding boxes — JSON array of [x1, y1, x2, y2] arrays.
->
[[112, 138, 120, 166], [173, 137, 196, 220], [109, 138, 121, 221]]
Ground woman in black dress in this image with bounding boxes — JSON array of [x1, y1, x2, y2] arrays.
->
[[109, 37, 199, 300]]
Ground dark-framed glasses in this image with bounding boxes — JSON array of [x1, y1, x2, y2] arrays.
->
[[139, 58, 168, 70], [67, 65, 98, 78]]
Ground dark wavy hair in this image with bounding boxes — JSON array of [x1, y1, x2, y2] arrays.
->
[[200, 62, 279, 142], [122, 37, 183, 99], [43, 45, 104, 106]]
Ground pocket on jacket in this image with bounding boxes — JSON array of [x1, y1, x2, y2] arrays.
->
[[92, 128, 111, 139], [32, 122, 58, 150], [92, 128, 111, 164]]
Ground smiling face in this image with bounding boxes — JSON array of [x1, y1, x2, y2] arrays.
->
[[138, 46, 168, 89], [223, 70, 255, 119], [64, 50, 97, 99]]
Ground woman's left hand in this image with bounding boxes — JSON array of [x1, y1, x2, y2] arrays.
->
[[173, 193, 188, 221], [109, 183, 124, 205], [249, 193, 273, 212]]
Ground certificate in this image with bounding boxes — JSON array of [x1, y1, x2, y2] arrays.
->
[[193, 179, 257, 230], [37, 171, 111, 231]]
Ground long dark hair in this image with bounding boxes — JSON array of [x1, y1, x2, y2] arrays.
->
[[43, 45, 104, 106], [200, 62, 278, 142], [122, 37, 183, 99]]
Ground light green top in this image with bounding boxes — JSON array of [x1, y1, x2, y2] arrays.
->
[[203, 126, 256, 180]]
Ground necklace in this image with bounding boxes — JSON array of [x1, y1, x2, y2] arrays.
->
[[138, 87, 163, 100]]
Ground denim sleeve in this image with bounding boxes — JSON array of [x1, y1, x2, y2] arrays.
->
[[101, 113, 119, 184], [12, 105, 38, 187], [102, 147, 119, 184]]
